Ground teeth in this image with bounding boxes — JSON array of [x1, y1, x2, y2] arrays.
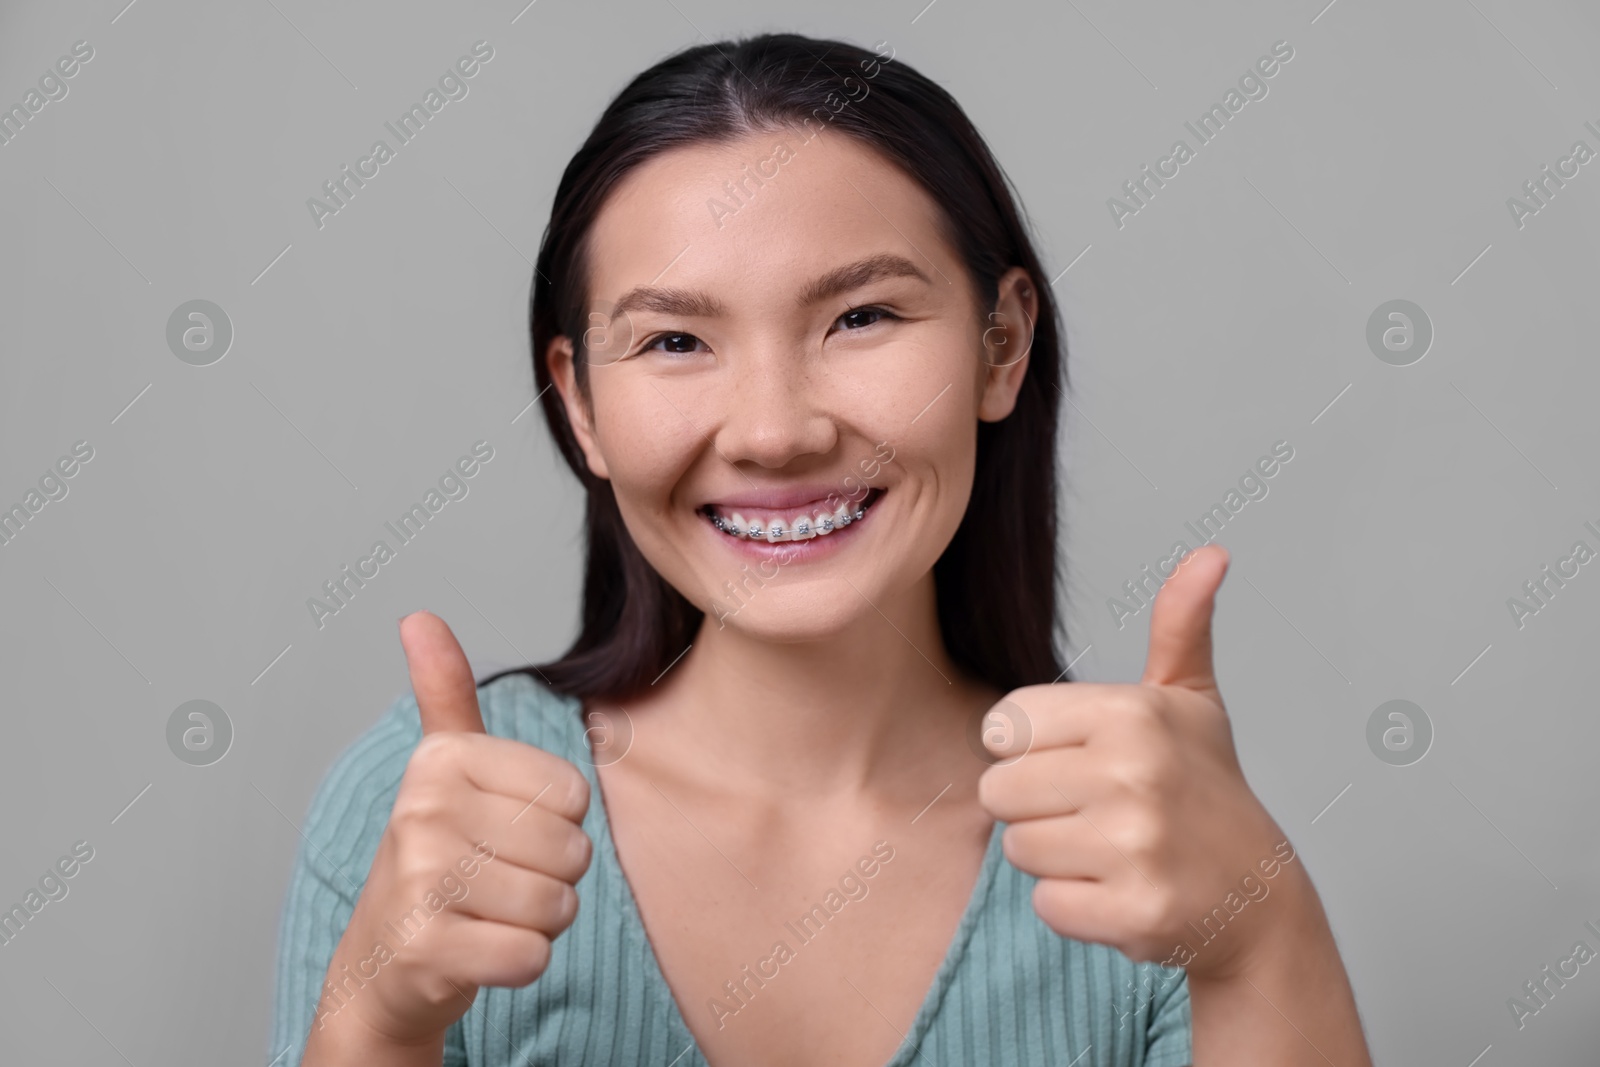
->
[[706, 494, 875, 542]]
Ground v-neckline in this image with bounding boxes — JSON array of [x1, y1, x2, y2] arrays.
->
[[574, 696, 1005, 1067]]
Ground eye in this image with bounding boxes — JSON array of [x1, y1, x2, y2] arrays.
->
[[639, 332, 709, 356], [835, 305, 898, 332], [635, 305, 897, 356]]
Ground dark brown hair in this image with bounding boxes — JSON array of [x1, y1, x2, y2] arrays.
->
[[485, 32, 1071, 704]]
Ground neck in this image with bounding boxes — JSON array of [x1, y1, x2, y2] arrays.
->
[[623, 572, 1000, 805]]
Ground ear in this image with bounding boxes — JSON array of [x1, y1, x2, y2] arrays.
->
[[546, 334, 611, 481], [977, 266, 1036, 423]]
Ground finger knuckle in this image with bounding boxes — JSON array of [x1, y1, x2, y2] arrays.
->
[[1001, 820, 1044, 868], [1138, 884, 1180, 933], [502, 933, 553, 986], [411, 731, 468, 773], [558, 761, 591, 814], [1118, 691, 1164, 728], [976, 765, 1011, 813], [392, 782, 454, 826], [1030, 879, 1078, 937], [393, 847, 450, 891], [565, 826, 594, 875], [544, 882, 579, 929], [1108, 756, 1160, 798], [1106, 806, 1163, 866]]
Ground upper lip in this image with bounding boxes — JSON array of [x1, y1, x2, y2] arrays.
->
[[699, 484, 880, 512]]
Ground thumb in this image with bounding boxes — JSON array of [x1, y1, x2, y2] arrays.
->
[[1140, 543, 1229, 694], [399, 611, 486, 734]]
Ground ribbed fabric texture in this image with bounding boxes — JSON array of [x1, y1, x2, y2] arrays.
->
[[269, 672, 1193, 1066]]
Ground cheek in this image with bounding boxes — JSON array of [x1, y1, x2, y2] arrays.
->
[[898, 384, 979, 489], [590, 380, 702, 504], [877, 401, 980, 562]]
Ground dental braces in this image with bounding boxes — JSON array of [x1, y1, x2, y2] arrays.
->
[[710, 506, 866, 540]]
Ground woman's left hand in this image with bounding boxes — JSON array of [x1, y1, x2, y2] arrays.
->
[[976, 543, 1301, 982]]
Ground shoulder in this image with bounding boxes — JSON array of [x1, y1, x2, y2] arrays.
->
[[475, 669, 588, 760], [327, 669, 585, 785], [299, 671, 587, 879]]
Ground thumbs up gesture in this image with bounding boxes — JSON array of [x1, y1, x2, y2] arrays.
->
[[977, 545, 1293, 982], [311, 612, 594, 1050]]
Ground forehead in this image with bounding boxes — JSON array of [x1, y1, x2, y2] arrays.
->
[[584, 129, 958, 311]]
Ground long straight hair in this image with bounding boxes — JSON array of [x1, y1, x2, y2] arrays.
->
[[486, 32, 1071, 704]]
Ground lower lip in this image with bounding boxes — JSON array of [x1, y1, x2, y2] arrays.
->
[[700, 495, 880, 565]]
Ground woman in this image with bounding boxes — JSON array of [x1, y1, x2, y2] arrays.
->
[[272, 32, 1372, 1067]]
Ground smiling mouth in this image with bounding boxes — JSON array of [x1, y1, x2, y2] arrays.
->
[[697, 487, 884, 543]]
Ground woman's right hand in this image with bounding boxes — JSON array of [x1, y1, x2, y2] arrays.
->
[[306, 610, 593, 1056]]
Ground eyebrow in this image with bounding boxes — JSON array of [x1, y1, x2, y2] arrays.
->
[[608, 252, 932, 323]]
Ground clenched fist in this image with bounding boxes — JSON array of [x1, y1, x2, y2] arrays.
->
[[978, 544, 1294, 982], [310, 611, 594, 1049]]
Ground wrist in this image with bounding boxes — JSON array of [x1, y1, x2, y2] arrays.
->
[[302, 991, 447, 1067], [1184, 865, 1374, 1066], [1185, 861, 1331, 985], [304, 935, 451, 1061]]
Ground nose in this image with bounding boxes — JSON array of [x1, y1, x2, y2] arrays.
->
[[710, 346, 838, 470]]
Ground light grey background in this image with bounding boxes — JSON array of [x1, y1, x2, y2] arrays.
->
[[3, 0, 1598, 1063]]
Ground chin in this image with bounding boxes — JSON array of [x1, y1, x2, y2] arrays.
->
[[703, 583, 865, 641]]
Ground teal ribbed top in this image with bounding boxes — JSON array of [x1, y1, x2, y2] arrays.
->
[[269, 671, 1192, 1066]]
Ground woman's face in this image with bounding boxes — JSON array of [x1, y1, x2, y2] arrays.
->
[[550, 127, 1035, 642]]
